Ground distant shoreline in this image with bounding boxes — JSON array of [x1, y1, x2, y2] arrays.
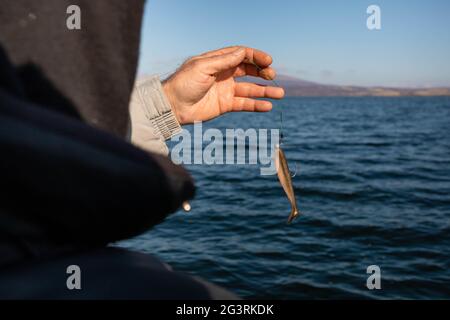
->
[[241, 74, 450, 97], [282, 87, 450, 97], [282, 94, 450, 98]]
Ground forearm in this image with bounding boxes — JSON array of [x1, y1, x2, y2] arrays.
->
[[128, 75, 181, 156]]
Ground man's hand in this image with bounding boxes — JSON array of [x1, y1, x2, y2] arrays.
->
[[162, 46, 285, 125]]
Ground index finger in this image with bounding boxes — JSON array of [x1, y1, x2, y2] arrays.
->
[[243, 47, 273, 68], [199, 46, 273, 68]]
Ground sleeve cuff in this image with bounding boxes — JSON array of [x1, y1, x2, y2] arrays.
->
[[134, 75, 181, 140]]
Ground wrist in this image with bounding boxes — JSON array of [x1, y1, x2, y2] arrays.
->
[[162, 80, 184, 125]]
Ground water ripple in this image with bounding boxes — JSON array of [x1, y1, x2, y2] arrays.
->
[[119, 97, 450, 299]]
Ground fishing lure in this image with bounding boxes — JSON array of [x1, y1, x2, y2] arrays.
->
[[251, 61, 301, 223]]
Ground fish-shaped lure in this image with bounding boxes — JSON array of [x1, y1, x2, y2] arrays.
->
[[274, 144, 301, 223]]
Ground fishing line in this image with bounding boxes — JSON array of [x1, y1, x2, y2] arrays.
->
[[251, 61, 297, 178], [251, 62, 284, 145]]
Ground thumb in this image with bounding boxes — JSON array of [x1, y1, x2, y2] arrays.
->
[[199, 47, 246, 75]]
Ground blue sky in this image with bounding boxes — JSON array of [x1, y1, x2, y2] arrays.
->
[[138, 0, 450, 87]]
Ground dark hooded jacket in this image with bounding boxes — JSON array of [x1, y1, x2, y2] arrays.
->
[[0, 0, 194, 266]]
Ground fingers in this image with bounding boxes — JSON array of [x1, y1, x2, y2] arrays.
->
[[234, 63, 276, 80], [200, 47, 247, 74], [242, 47, 273, 68], [235, 82, 285, 99], [198, 46, 272, 68], [232, 97, 273, 112]]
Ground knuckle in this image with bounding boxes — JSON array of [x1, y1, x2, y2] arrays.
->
[[190, 59, 201, 69], [183, 56, 197, 66]]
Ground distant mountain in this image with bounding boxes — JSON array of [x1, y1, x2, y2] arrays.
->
[[242, 74, 450, 97]]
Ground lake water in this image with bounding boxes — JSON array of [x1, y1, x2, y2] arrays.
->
[[119, 97, 450, 299]]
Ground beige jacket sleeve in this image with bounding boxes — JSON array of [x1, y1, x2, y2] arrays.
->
[[128, 75, 182, 156]]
